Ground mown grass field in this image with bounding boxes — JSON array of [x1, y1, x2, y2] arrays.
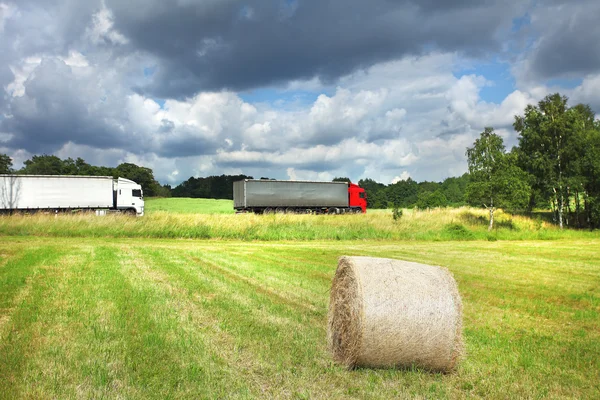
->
[[0, 200, 599, 398], [0, 237, 598, 399]]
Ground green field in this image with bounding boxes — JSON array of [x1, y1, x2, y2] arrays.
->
[[0, 201, 599, 398], [145, 197, 234, 214]]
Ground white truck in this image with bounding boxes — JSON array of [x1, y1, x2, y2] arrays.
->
[[0, 175, 145, 216]]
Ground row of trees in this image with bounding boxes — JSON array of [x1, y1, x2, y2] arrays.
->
[[0, 155, 171, 197], [172, 175, 252, 199], [333, 176, 470, 209], [1, 152, 472, 209], [466, 94, 600, 229]]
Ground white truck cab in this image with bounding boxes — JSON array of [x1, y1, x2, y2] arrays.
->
[[115, 178, 145, 216]]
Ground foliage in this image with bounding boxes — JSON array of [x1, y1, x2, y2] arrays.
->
[[416, 189, 448, 209], [466, 127, 531, 230], [514, 93, 600, 228], [171, 174, 252, 199], [0, 153, 13, 174], [14, 155, 165, 197], [392, 205, 402, 221], [332, 177, 351, 183]]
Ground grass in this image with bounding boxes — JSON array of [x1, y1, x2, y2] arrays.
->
[[0, 207, 597, 241], [0, 237, 598, 399], [145, 197, 234, 214]]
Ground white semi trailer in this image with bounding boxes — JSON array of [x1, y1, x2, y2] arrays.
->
[[0, 175, 145, 216]]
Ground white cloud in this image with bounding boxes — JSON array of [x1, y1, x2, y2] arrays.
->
[[391, 171, 410, 184], [0, 2, 17, 32], [85, 4, 128, 45]]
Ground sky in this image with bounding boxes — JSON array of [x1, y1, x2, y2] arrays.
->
[[1, 0, 599, 185]]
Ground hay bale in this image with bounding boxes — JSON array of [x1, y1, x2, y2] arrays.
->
[[327, 256, 463, 372]]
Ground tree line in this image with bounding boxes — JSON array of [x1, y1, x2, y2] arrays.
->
[[1, 93, 598, 228], [466, 93, 600, 229], [0, 155, 171, 197]]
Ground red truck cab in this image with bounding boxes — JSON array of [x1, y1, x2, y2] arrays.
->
[[348, 183, 367, 213]]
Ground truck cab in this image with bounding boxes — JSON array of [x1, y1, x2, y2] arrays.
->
[[348, 183, 367, 213], [115, 178, 145, 216]]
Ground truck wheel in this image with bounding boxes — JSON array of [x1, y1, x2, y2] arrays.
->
[[264, 207, 274, 215], [285, 207, 295, 214], [275, 207, 285, 214]]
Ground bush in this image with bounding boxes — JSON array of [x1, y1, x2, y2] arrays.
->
[[443, 223, 475, 240]]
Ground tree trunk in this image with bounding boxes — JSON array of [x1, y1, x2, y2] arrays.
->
[[583, 189, 590, 229], [559, 191, 564, 229], [575, 188, 581, 228], [488, 197, 494, 231], [565, 187, 570, 227]]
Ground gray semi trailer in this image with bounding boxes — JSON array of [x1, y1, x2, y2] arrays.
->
[[233, 179, 367, 214]]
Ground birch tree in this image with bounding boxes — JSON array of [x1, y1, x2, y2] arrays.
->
[[466, 128, 530, 231], [514, 94, 571, 228]]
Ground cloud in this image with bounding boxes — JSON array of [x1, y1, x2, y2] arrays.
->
[[1, 0, 599, 187], [104, 0, 527, 97], [516, 0, 600, 82], [391, 171, 411, 184]]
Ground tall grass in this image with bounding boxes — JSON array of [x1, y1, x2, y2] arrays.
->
[[0, 207, 596, 241]]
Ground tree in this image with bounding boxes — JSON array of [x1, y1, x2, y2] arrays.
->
[[568, 106, 600, 228], [514, 93, 573, 228], [20, 155, 65, 175], [332, 177, 351, 183], [386, 178, 419, 208], [358, 178, 388, 208], [466, 127, 530, 230], [415, 189, 447, 209], [0, 154, 13, 174], [115, 163, 158, 196]]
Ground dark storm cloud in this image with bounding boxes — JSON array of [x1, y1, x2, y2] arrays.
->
[[529, 3, 600, 79], [106, 0, 526, 98], [524, 0, 600, 80], [155, 134, 221, 158], [2, 58, 130, 153]]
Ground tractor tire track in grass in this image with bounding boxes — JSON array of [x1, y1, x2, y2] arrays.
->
[[117, 246, 253, 399], [136, 247, 360, 399], [0, 246, 70, 399]]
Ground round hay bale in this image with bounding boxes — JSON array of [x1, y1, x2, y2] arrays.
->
[[327, 256, 463, 372]]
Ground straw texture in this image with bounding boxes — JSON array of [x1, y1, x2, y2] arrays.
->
[[327, 256, 463, 372]]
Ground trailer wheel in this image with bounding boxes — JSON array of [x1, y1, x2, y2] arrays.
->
[[275, 207, 285, 214], [285, 207, 295, 214], [264, 207, 274, 215]]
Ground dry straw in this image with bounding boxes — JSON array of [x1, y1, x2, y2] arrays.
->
[[327, 256, 463, 372]]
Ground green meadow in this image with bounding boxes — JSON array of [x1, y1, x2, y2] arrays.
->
[[0, 199, 598, 399]]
